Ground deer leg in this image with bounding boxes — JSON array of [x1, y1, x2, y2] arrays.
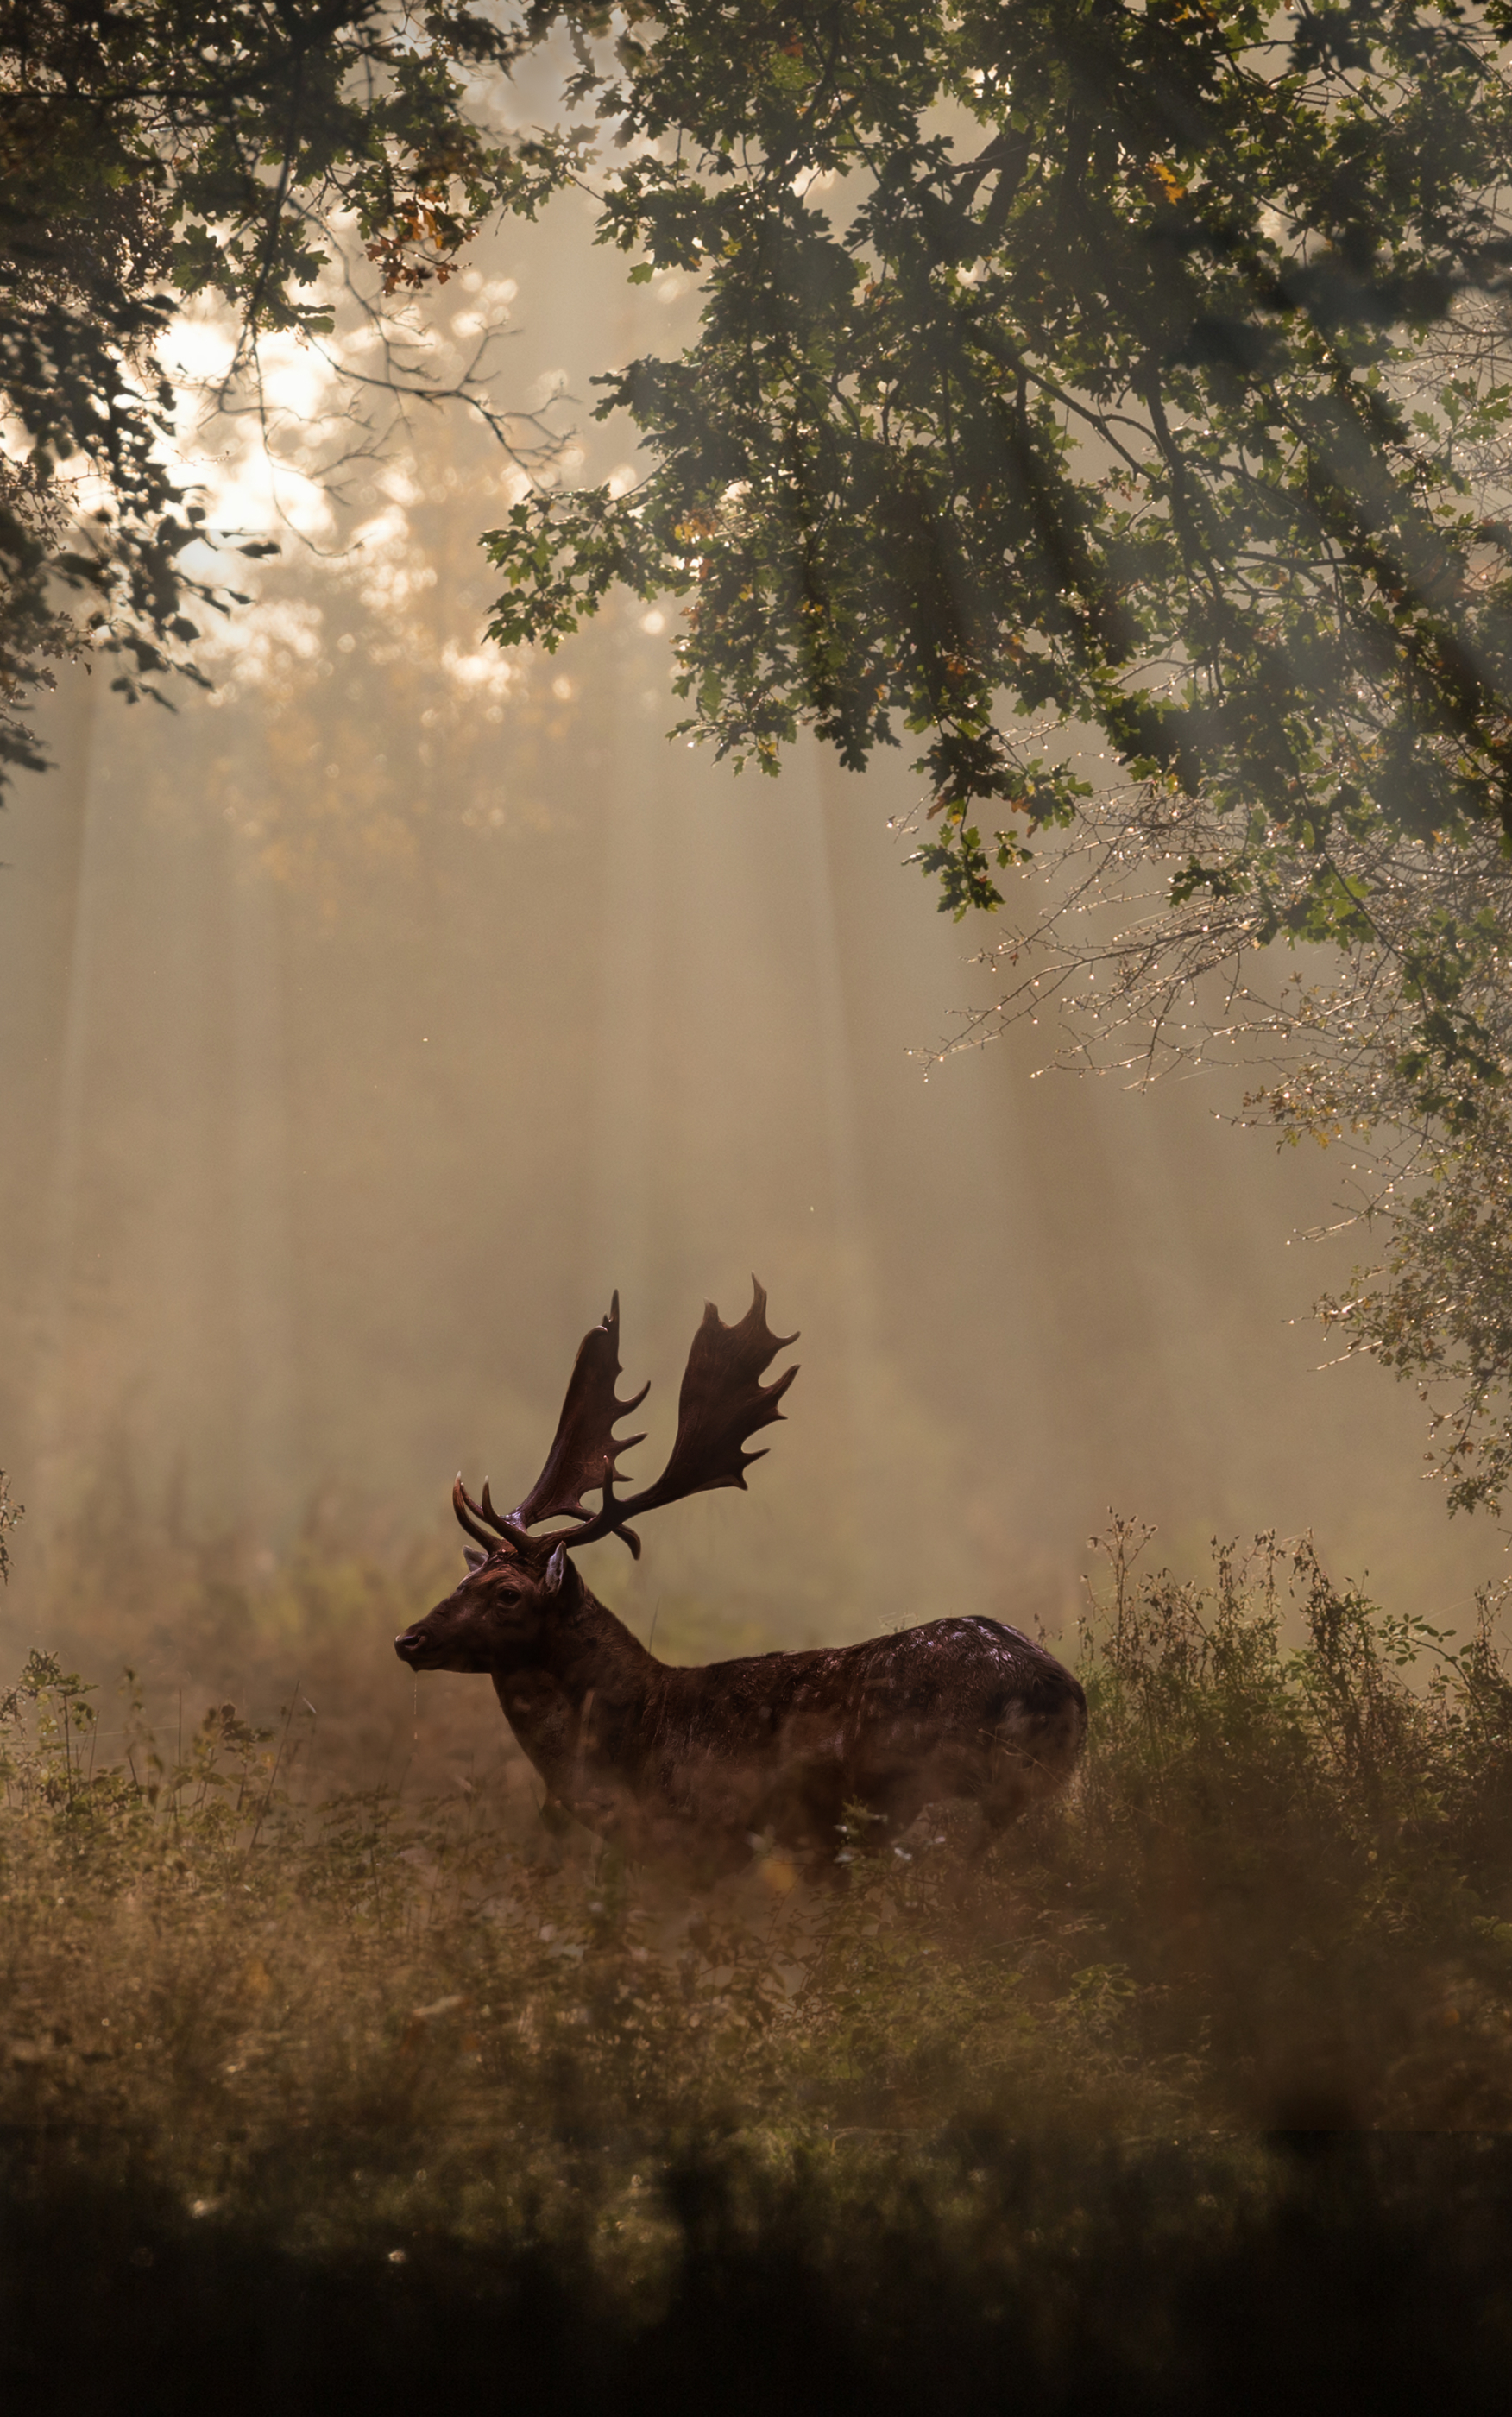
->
[[823, 1776, 924, 1882], [969, 1793, 1025, 1861]]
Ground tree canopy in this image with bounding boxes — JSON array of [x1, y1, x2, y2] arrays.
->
[[0, 0, 569, 781], [11, 2, 1512, 981], [10, 3, 1512, 1505], [488, 6, 1512, 1007], [486, 2, 1512, 1512]]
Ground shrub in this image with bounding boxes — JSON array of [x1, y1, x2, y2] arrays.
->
[[3, 1524, 1512, 2401]]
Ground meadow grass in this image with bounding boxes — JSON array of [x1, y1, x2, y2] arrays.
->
[[3, 1520, 1512, 2408]]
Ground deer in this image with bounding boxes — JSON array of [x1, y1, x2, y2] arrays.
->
[[394, 1282, 1087, 1883]]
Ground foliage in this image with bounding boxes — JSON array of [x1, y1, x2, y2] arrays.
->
[[7, 1524, 1512, 2199], [15, 3, 1512, 1031], [6, 1520, 1512, 2394], [919, 740, 1512, 1505], [16, 6, 1512, 1501], [1310, 1093, 1512, 1511], [0, 1460, 17, 1595], [10, 2139, 1512, 2413], [0, 0, 575, 786], [0, 1468, 18, 1586], [482, 8, 1512, 978], [477, 8, 1512, 1508]]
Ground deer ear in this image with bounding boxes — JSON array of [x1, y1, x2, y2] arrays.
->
[[544, 1543, 569, 1596], [463, 1546, 487, 1572]]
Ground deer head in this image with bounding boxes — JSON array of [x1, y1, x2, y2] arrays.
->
[[394, 1280, 797, 1675]]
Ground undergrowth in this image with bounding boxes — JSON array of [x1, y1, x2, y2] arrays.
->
[[3, 1522, 1512, 2409]]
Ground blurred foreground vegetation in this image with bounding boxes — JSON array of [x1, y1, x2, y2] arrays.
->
[[4, 1521, 1512, 2408]]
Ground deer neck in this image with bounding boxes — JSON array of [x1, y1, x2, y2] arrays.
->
[[543, 1582, 655, 1694], [489, 1581, 659, 1813]]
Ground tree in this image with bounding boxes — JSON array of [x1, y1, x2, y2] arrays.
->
[[14, 2, 1512, 1005], [474, 2, 1512, 1513], [487, 5, 1512, 1004], [0, 0, 573, 786], [854, 281, 1512, 1511], [12, 4, 1512, 1505]]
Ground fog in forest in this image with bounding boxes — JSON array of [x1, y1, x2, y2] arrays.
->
[[0, 192, 1499, 1702]]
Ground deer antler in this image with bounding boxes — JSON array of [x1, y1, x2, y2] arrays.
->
[[567, 1278, 798, 1558], [453, 1293, 649, 1556], [453, 1476, 506, 1552], [512, 1289, 651, 1530], [451, 1283, 796, 1564]]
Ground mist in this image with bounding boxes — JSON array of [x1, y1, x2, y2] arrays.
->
[[0, 198, 1497, 1694]]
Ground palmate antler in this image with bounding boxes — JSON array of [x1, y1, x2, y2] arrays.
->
[[453, 1280, 798, 1562], [452, 1291, 647, 1552]]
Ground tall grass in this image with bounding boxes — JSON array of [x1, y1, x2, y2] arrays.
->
[[3, 1521, 1512, 2407]]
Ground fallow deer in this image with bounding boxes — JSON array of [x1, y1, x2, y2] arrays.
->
[[394, 1283, 1086, 1880]]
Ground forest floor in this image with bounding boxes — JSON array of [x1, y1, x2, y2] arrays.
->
[[3, 1521, 1512, 2411]]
